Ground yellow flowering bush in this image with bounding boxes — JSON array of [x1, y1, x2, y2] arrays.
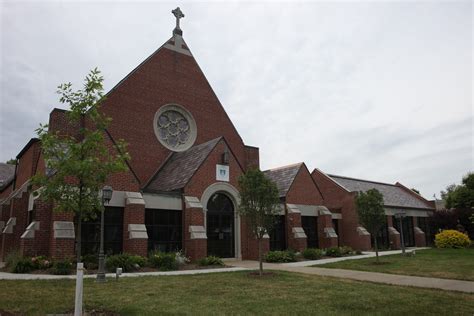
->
[[435, 230, 471, 248]]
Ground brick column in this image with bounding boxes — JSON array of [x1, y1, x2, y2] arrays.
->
[[318, 209, 338, 249], [183, 196, 207, 261], [50, 211, 75, 260], [241, 217, 269, 260], [356, 226, 372, 251], [20, 196, 53, 257], [413, 217, 426, 247], [123, 193, 148, 257], [286, 205, 307, 252], [387, 216, 401, 250]]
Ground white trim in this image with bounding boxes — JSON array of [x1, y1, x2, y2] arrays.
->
[[143, 193, 182, 210], [163, 34, 193, 56], [331, 213, 342, 219], [201, 182, 241, 259]]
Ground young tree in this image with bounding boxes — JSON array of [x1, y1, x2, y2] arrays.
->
[[238, 168, 280, 276], [355, 189, 386, 263], [32, 69, 129, 262]]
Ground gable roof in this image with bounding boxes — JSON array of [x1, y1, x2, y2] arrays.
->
[[263, 163, 303, 197], [328, 174, 433, 210], [144, 137, 222, 193], [0, 163, 15, 191]]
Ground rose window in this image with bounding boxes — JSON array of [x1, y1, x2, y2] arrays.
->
[[158, 110, 191, 148], [153, 104, 197, 152]]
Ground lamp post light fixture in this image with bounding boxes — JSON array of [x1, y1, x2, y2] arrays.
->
[[97, 185, 113, 283], [394, 212, 406, 255]]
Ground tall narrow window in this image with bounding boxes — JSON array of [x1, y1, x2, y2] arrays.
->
[[81, 207, 123, 256], [269, 215, 286, 251]]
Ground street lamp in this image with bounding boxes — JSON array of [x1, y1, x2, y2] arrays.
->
[[97, 185, 113, 283], [394, 212, 406, 255]]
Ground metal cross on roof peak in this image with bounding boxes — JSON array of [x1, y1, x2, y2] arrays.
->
[[172, 7, 185, 35]]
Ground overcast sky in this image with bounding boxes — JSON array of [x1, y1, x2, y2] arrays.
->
[[1, 1, 472, 198]]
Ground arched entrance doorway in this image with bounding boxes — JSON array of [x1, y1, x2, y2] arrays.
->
[[206, 193, 235, 258]]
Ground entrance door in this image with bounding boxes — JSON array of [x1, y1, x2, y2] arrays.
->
[[207, 193, 235, 258]]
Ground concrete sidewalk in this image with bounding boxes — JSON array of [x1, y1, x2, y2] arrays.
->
[[226, 250, 474, 294], [0, 267, 248, 280]]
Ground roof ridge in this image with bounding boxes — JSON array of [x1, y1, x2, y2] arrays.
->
[[327, 174, 396, 187], [263, 162, 303, 173]]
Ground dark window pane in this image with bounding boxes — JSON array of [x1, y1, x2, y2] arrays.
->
[[145, 209, 182, 253], [80, 207, 124, 256]]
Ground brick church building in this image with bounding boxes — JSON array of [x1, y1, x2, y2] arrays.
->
[[0, 8, 435, 262]]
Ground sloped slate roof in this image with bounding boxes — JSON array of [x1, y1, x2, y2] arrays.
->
[[328, 175, 432, 209], [145, 137, 222, 192], [0, 163, 15, 191], [263, 163, 302, 197]]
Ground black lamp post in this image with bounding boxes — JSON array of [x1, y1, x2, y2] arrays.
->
[[97, 185, 113, 283], [394, 212, 406, 255]]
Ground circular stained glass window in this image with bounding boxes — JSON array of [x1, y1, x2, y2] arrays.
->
[[153, 104, 197, 152]]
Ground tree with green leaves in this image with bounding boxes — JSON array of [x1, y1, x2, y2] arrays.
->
[[445, 172, 474, 210], [5, 158, 16, 165], [32, 69, 129, 262], [355, 188, 386, 263], [238, 168, 280, 276]]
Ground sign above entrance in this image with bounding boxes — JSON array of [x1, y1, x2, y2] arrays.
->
[[216, 164, 229, 182]]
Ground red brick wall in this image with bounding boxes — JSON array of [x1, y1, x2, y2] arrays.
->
[[241, 217, 269, 260], [244, 146, 260, 171], [183, 206, 206, 261], [311, 169, 369, 250], [49, 210, 75, 259], [123, 203, 147, 257], [15, 141, 40, 188], [286, 165, 324, 205], [100, 47, 248, 185]]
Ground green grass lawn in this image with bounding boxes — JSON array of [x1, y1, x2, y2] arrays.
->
[[319, 248, 474, 281], [0, 271, 473, 315]]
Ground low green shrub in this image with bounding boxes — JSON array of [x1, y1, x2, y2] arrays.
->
[[106, 253, 146, 272], [12, 257, 34, 273], [435, 230, 471, 248], [82, 254, 98, 270], [198, 256, 224, 266], [325, 247, 343, 257], [302, 248, 323, 260], [339, 246, 354, 256], [5, 250, 22, 272], [148, 252, 178, 271], [265, 250, 297, 263], [51, 260, 73, 275]]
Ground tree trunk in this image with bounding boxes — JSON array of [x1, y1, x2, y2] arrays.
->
[[374, 235, 379, 264], [258, 238, 263, 276]]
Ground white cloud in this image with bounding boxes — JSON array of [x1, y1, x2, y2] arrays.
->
[[0, 1, 472, 198]]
